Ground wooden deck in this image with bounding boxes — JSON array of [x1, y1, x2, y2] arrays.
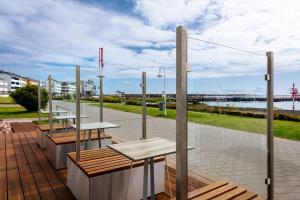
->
[[1, 122, 206, 200]]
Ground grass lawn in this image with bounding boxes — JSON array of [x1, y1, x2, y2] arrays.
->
[[96, 103, 300, 141], [0, 96, 14, 104], [0, 106, 47, 119]]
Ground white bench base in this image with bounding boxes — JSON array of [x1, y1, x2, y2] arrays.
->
[[46, 138, 111, 169], [67, 157, 165, 200], [37, 128, 73, 149]]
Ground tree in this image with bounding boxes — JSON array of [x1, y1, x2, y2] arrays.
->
[[10, 85, 48, 112]]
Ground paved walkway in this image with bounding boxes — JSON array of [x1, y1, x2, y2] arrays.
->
[[54, 101, 300, 200]]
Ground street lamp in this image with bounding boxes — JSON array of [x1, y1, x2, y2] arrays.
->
[[157, 66, 166, 116]]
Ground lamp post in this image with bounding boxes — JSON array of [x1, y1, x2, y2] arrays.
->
[[157, 66, 166, 116]]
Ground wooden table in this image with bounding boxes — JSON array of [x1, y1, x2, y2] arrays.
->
[[71, 122, 120, 148], [40, 109, 70, 116], [54, 115, 89, 125], [108, 137, 193, 200]]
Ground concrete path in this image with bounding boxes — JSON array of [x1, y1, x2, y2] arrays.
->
[[53, 101, 300, 200]]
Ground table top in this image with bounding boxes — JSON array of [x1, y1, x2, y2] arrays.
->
[[54, 115, 89, 120], [70, 122, 121, 131], [108, 137, 193, 161], [40, 109, 70, 114]]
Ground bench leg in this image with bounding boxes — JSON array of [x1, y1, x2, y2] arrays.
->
[[97, 129, 101, 148], [150, 158, 155, 200], [143, 159, 149, 200]]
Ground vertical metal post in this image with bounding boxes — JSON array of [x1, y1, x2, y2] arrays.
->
[[163, 67, 167, 116], [266, 52, 274, 200], [38, 80, 41, 124], [176, 25, 188, 200], [48, 75, 53, 138], [143, 159, 149, 200], [76, 65, 81, 163], [99, 75, 104, 122], [142, 72, 147, 139]]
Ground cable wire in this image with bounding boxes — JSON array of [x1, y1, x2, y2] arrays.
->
[[188, 36, 265, 57]]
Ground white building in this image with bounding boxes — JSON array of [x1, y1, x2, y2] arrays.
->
[[61, 81, 76, 96], [42, 79, 62, 96], [0, 70, 38, 94]]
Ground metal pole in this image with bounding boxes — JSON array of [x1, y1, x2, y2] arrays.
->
[[38, 80, 41, 124], [76, 65, 81, 163], [163, 67, 167, 116], [266, 51, 274, 200], [99, 75, 104, 122], [48, 75, 53, 138], [176, 25, 188, 200], [142, 72, 147, 139]]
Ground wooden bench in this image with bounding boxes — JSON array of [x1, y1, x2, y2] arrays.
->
[[36, 123, 73, 149], [67, 148, 165, 200], [46, 131, 112, 169], [171, 180, 266, 200]]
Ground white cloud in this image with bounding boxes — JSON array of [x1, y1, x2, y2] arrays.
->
[[0, 0, 175, 80], [0, 0, 299, 83], [134, 0, 211, 27]]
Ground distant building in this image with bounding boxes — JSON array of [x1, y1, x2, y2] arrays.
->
[[42, 79, 62, 96], [61, 81, 76, 96], [82, 79, 96, 96], [0, 70, 38, 95], [0, 73, 10, 94]]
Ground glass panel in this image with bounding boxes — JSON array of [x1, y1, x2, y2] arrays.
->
[[187, 39, 268, 198], [274, 56, 300, 200]]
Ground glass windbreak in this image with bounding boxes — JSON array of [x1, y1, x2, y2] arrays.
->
[[273, 57, 300, 200], [187, 40, 268, 198]]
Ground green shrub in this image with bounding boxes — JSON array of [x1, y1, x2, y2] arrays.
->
[[125, 100, 141, 106], [103, 96, 121, 103], [10, 85, 48, 111], [52, 96, 63, 100]]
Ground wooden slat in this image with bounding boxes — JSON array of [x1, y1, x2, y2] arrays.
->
[[11, 133, 40, 200], [193, 184, 237, 200], [37, 124, 70, 131], [18, 132, 57, 200], [232, 191, 257, 200], [213, 187, 247, 200], [24, 131, 75, 200], [186, 180, 229, 199], [49, 132, 111, 145], [6, 133, 24, 200], [0, 134, 7, 200]]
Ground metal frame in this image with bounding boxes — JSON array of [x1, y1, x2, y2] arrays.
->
[[176, 25, 188, 200], [38, 80, 41, 124], [266, 51, 274, 200], [76, 65, 81, 163], [157, 66, 167, 116], [48, 75, 53, 138], [142, 72, 147, 139]]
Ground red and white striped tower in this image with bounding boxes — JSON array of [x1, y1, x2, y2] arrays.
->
[[290, 83, 299, 110]]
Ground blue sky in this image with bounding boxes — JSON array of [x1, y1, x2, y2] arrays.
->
[[0, 0, 299, 95]]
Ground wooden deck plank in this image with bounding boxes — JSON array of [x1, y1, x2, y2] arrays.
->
[[24, 131, 75, 200], [18, 132, 57, 200], [6, 133, 24, 200], [11, 133, 40, 200], [0, 134, 7, 200], [232, 191, 257, 200]]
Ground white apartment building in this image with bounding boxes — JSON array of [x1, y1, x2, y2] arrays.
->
[[61, 81, 76, 96], [0, 70, 38, 94]]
